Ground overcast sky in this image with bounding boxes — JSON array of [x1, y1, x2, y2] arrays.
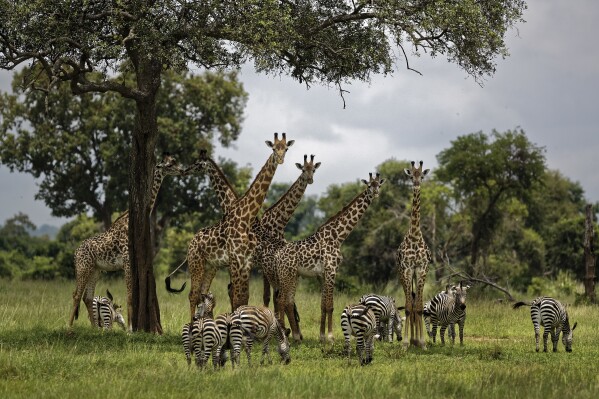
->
[[1, 1, 598, 228]]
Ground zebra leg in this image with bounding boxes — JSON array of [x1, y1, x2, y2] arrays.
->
[[449, 323, 456, 345], [244, 337, 254, 366], [387, 320, 393, 343], [533, 323, 540, 352], [356, 336, 365, 366], [459, 317, 465, 345], [212, 346, 221, 369], [431, 321, 438, 343], [440, 325, 447, 345], [542, 327, 550, 352], [551, 328, 559, 352]]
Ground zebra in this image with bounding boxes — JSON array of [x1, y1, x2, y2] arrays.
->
[[190, 315, 223, 369], [423, 285, 454, 339], [423, 282, 470, 345], [215, 312, 244, 368], [341, 304, 380, 365], [182, 293, 216, 366], [513, 296, 578, 353], [234, 305, 291, 365], [92, 289, 125, 330], [358, 293, 404, 342]]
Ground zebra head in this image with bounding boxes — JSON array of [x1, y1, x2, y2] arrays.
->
[[393, 310, 405, 342], [196, 292, 216, 318], [276, 321, 291, 365], [113, 304, 126, 330], [452, 282, 470, 310], [563, 321, 577, 352]]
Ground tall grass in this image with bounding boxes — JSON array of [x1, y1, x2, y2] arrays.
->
[[1, 274, 598, 398]]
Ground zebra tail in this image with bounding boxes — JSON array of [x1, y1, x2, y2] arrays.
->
[[74, 303, 79, 320], [512, 301, 530, 309], [165, 258, 188, 294], [293, 303, 300, 324]]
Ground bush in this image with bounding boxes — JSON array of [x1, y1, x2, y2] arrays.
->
[[527, 270, 579, 298]]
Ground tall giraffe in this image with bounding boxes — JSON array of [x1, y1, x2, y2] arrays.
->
[[396, 160, 431, 349], [167, 133, 294, 317], [254, 154, 320, 313], [272, 173, 385, 342], [68, 154, 184, 330]]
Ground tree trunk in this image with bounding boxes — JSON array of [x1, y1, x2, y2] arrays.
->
[[128, 56, 162, 332], [584, 204, 596, 304]]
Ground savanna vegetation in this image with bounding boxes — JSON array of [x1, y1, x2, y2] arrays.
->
[[1, 276, 598, 399]]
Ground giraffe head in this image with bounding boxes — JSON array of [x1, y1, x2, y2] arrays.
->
[[360, 172, 386, 199], [156, 153, 185, 177], [265, 132, 294, 164], [182, 149, 209, 175], [295, 154, 321, 184], [404, 161, 430, 187]]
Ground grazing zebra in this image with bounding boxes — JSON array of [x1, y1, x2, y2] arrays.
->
[[513, 296, 578, 353], [341, 304, 380, 365], [190, 315, 223, 368], [215, 312, 244, 368], [423, 282, 470, 345], [182, 293, 216, 366], [234, 305, 291, 365], [92, 290, 125, 330], [358, 293, 404, 342]]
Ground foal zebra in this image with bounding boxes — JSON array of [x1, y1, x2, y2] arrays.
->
[[234, 305, 291, 365], [513, 296, 577, 353], [92, 290, 125, 330], [341, 304, 379, 365], [182, 293, 216, 366], [423, 282, 469, 345], [358, 294, 404, 342]]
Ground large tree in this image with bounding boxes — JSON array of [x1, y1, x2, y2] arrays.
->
[[435, 129, 545, 274], [0, 0, 527, 332], [0, 68, 247, 231]]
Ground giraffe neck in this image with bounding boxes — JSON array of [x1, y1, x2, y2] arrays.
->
[[259, 174, 309, 235], [318, 190, 372, 245], [235, 153, 278, 221], [149, 169, 166, 213], [205, 158, 239, 214], [408, 185, 422, 235]]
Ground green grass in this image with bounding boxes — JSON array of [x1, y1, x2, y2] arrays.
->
[[1, 275, 598, 398]]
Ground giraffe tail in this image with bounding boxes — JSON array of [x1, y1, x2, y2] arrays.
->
[[164, 258, 188, 294], [512, 301, 531, 309]]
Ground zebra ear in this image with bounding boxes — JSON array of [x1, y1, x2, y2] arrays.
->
[[374, 334, 381, 340], [572, 322, 577, 330], [106, 289, 113, 301]]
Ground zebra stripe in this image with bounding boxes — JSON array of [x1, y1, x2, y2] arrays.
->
[[423, 283, 469, 345], [423, 285, 452, 339], [92, 290, 125, 330], [358, 293, 404, 342], [215, 312, 244, 368], [190, 316, 223, 368], [513, 296, 577, 352], [234, 305, 291, 365], [341, 304, 379, 365]]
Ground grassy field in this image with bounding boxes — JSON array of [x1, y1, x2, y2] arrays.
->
[[1, 274, 598, 399]]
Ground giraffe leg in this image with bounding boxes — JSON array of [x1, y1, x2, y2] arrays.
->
[[413, 267, 428, 349], [83, 270, 101, 327], [321, 271, 336, 344], [282, 281, 302, 342], [229, 255, 250, 311], [262, 273, 272, 307], [68, 254, 96, 330], [188, 254, 206, 321]]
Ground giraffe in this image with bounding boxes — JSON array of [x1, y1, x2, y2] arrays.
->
[[166, 133, 294, 318], [396, 160, 431, 349], [271, 173, 385, 343], [68, 154, 185, 331], [253, 154, 320, 322]]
